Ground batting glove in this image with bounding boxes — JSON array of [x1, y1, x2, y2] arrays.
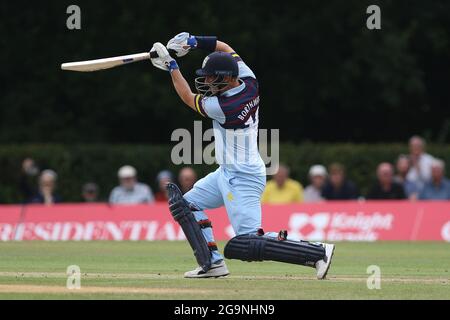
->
[[150, 42, 179, 72], [166, 32, 197, 58]]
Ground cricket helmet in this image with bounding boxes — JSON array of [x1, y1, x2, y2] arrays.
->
[[195, 52, 239, 96]]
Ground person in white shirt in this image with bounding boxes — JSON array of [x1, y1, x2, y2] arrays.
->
[[406, 135, 435, 193], [304, 165, 327, 202], [109, 165, 154, 204]]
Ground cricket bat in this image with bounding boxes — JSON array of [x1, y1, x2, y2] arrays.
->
[[61, 51, 159, 72]]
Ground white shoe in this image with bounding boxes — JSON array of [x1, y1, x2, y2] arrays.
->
[[184, 260, 230, 278], [315, 243, 335, 280]]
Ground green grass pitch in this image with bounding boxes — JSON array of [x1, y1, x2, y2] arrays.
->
[[0, 241, 448, 299]]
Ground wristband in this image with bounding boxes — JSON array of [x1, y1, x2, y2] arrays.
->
[[187, 36, 197, 48], [194, 36, 217, 52], [168, 59, 179, 72]]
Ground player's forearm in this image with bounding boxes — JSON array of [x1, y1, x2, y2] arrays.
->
[[215, 40, 234, 53], [170, 69, 196, 110]]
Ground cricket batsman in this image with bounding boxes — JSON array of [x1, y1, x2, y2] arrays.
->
[[150, 33, 335, 279]]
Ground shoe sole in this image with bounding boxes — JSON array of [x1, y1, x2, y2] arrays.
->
[[318, 244, 335, 280], [184, 264, 230, 278], [184, 272, 230, 279]]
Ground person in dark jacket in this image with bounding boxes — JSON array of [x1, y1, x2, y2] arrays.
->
[[19, 158, 40, 203], [28, 169, 62, 205], [367, 162, 406, 200], [322, 163, 359, 200], [154, 170, 174, 202]]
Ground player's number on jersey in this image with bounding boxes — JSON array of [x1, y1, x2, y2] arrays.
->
[[243, 108, 258, 127]]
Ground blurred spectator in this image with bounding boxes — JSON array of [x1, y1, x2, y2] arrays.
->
[[322, 163, 359, 200], [109, 165, 154, 204], [154, 170, 174, 202], [19, 158, 40, 202], [82, 182, 99, 202], [393, 154, 410, 183], [178, 167, 197, 194], [419, 159, 450, 200], [262, 164, 304, 204], [28, 169, 62, 205], [367, 163, 406, 199], [393, 155, 419, 199], [304, 165, 327, 202], [406, 135, 435, 191]]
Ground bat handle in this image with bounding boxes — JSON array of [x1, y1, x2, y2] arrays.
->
[[149, 49, 178, 59]]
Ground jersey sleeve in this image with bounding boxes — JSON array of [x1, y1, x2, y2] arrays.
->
[[230, 52, 256, 79], [194, 94, 226, 124]]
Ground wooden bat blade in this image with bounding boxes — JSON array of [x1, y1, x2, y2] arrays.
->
[[61, 52, 151, 72]]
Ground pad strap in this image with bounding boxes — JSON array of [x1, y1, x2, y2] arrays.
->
[[224, 233, 325, 268], [198, 219, 212, 229], [208, 242, 218, 251]]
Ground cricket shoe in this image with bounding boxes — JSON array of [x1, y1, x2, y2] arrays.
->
[[184, 260, 229, 278], [315, 243, 335, 280]]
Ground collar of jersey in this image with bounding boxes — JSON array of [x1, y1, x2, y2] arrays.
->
[[220, 79, 245, 97]]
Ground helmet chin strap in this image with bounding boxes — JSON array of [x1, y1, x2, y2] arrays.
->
[[195, 76, 241, 97]]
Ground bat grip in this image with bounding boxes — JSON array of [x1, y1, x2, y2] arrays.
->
[[149, 49, 178, 59]]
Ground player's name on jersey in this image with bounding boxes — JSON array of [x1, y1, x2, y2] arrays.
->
[[238, 95, 260, 121]]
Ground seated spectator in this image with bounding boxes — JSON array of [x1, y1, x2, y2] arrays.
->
[[322, 163, 359, 200], [262, 164, 304, 204], [406, 135, 435, 192], [178, 167, 197, 194], [28, 169, 62, 205], [367, 163, 406, 200], [82, 182, 99, 202], [393, 155, 419, 199], [304, 165, 327, 202], [154, 170, 173, 202], [419, 159, 450, 200], [19, 158, 40, 202], [109, 165, 154, 204]]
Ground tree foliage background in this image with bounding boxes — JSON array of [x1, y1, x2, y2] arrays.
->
[[1, 0, 449, 144]]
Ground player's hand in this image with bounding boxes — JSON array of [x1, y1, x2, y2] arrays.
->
[[150, 42, 179, 72], [150, 45, 169, 71], [167, 32, 197, 58]]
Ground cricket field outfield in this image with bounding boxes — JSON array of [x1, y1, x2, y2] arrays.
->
[[0, 241, 448, 300]]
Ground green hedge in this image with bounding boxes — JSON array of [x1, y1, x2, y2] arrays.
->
[[1, 143, 450, 203]]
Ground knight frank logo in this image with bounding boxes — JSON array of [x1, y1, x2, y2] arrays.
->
[[288, 213, 330, 241], [288, 212, 394, 241]]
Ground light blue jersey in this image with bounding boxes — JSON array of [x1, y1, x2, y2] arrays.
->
[[194, 53, 266, 176]]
